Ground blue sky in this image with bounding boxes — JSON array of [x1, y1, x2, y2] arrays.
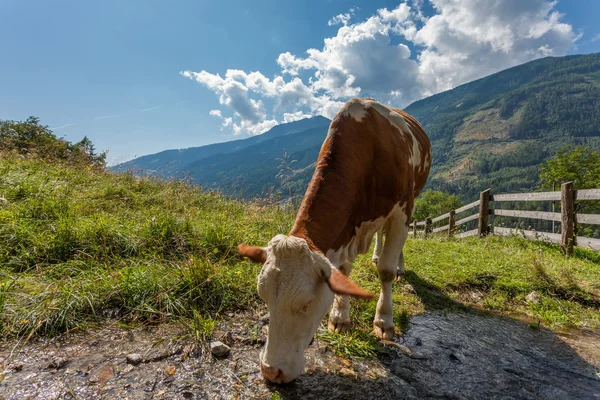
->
[[1, 0, 599, 165]]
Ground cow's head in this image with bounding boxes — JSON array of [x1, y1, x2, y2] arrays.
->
[[238, 234, 373, 383]]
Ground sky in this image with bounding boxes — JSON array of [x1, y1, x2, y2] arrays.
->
[[1, 0, 599, 165]]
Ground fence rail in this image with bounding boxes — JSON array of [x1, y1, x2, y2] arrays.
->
[[409, 182, 600, 254]]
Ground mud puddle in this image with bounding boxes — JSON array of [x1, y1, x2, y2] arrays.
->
[[1, 310, 599, 400]]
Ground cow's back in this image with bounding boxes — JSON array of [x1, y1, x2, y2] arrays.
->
[[290, 98, 431, 258]]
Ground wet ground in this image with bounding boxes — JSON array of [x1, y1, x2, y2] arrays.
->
[[1, 310, 599, 400]]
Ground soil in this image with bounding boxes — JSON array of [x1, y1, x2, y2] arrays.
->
[[1, 310, 599, 400]]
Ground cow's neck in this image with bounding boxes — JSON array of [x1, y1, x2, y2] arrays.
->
[[289, 135, 358, 256]]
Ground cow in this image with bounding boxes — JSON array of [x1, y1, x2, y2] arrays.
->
[[237, 97, 432, 383]]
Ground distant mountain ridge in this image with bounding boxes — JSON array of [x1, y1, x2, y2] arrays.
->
[[113, 115, 330, 176], [114, 53, 600, 201]]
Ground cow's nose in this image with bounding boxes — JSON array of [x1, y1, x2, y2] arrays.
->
[[260, 362, 283, 383]]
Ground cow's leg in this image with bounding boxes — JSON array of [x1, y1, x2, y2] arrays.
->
[[373, 212, 410, 340], [371, 227, 384, 266], [328, 261, 353, 333], [396, 251, 405, 281]]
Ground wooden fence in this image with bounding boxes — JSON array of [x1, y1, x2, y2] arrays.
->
[[410, 182, 600, 254]]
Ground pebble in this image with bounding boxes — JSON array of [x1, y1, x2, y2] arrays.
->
[[210, 341, 231, 358], [259, 313, 270, 324], [47, 357, 68, 369], [126, 353, 143, 365], [404, 284, 417, 294], [526, 291, 541, 304]]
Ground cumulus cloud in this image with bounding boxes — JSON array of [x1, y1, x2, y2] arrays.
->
[[283, 111, 313, 123], [182, 0, 579, 136], [328, 7, 358, 26], [209, 109, 222, 118]]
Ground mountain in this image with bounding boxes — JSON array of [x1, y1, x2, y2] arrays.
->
[[112, 115, 331, 176], [404, 52, 600, 200], [115, 53, 600, 201]]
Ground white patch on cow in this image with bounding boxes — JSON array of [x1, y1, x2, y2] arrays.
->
[[257, 234, 335, 383], [366, 100, 422, 167], [325, 215, 385, 268], [366, 100, 410, 134], [372, 203, 409, 340], [340, 98, 369, 121]]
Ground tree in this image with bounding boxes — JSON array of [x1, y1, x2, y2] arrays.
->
[[540, 145, 600, 238], [412, 190, 463, 222], [539, 145, 600, 190], [0, 117, 106, 167]]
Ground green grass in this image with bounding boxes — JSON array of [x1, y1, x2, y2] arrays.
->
[[0, 155, 294, 338], [1, 155, 599, 357]]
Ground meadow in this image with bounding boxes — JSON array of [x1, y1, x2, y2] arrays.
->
[[1, 155, 599, 356]]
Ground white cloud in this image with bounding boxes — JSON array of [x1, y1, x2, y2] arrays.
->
[[140, 105, 163, 112], [283, 111, 313, 123], [182, 0, 579, 136], [209, 109, 222, 118], [329, 13, 352, 27], [51, 123, 76, 130], [328, 7, 358, 26], [592, 33, 600, 42]]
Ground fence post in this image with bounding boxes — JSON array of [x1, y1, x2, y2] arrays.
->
[[424, 217, 432, 238], [561, 181, 575, 255], [448, 210, 455, 237], [413, 220, 417, 238], [478, 189, 491, 238]]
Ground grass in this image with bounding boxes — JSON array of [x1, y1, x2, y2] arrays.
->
[[1, 155, 599, 359]]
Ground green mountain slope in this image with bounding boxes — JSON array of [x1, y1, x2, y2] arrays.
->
[[115, 53, 600, 201], [178, 126, 327, 198]]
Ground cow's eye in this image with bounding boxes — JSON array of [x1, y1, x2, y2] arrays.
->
[[302, 300, 313, 312]]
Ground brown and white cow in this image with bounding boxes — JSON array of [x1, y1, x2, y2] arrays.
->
[[238, 97, 431, 383]]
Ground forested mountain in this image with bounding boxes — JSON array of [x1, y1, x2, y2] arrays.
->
[[114, 53, 600, 201]]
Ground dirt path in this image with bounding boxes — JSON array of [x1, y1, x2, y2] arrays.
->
[[1, 310, 599, 400]]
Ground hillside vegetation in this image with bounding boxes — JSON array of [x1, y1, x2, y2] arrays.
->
[[1, 144, 599, 345], [115, 53, 600, 202]]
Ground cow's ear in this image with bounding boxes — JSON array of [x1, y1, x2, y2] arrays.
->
[[237, 243, 267, 264], [327, 268, 373, 299]]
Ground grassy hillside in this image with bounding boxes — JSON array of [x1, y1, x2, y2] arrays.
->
[[1, 156, 599, 346]]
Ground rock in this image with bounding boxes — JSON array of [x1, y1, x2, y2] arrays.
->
[[210, 341, 230, 358], [526, 291, 541, 304], [48, 357, 68, 369], [404, 284, 417, 294], [470, 290, 483, 301], [88, 362, 115, 386], [126, 353, 143, 365], [121, 364, 134, 374], [259, 313, 270, 324], [165, 365, 177, 376], [339, 368, 358, 379], [220, 331, 234, 346]]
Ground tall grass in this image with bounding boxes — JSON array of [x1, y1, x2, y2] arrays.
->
[[0, 155, 293, 338]]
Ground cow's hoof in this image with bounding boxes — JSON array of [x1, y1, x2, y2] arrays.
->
[[328, 319, 351, 334], [395, 270, 404, 282], [373, 320, 395, 341]]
